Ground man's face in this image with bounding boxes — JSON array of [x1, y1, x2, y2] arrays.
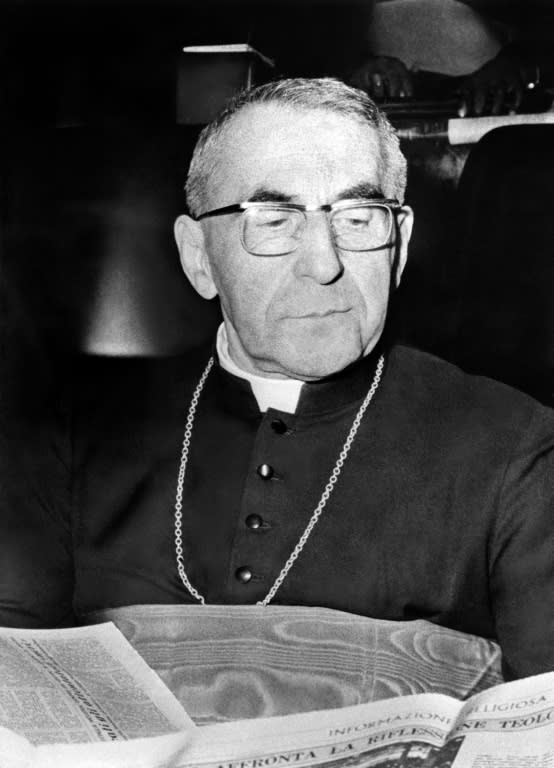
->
[[176, 103, 413, 380]]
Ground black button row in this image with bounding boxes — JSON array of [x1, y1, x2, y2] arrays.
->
[[238, 420, 288, 588]]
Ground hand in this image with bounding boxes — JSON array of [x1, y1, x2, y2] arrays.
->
[[350, 56, 414, 100], [457, 49, 538, 117]]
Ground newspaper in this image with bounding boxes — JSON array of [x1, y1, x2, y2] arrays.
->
[[178, 672, 554, 768], [0, 620, 552, 768], [0, 623, 194, 746], [1, 670, 553, 768]]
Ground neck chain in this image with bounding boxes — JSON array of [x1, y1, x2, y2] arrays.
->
[[174, 354, 385, 606]]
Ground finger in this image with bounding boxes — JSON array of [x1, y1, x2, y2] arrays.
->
[[371, 74, 385, 100], [457, 88, 472, 118], [523, 64, 539, 90], [385, 73, 402, 99], [511, 84, 523, 111], [401, 72, 414, 99], [491, 86, 506, 115], [506, 84, 523, 113], [472, 86, 487, 116]]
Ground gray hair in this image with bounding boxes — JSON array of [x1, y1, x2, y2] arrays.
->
[[185, 77, 407, 217]]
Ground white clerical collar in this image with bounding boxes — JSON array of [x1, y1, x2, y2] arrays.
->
[[216, 323, 304, 414]]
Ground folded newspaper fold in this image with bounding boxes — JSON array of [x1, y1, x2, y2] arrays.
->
[[0, 610, 552, 768]]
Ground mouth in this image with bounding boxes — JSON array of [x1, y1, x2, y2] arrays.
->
[[290, 308, 352, 320]]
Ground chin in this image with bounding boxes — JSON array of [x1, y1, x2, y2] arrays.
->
[[263, 315, 375, 380], [274, 344, 362, 381]]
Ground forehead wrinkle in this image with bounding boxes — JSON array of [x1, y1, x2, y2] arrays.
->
[[206, 105, 384, 207]]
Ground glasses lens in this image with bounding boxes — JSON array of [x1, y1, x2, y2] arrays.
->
[[242, 207, 304, 256], [332, 205, 392, 251]]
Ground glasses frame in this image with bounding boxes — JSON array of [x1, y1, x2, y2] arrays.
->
[[193, 198, 402, 256]]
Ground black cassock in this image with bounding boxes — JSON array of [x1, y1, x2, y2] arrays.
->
[[1, 342, 553, 681]]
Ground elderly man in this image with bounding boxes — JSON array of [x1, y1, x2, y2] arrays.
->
[[3, 79, 553, 682]]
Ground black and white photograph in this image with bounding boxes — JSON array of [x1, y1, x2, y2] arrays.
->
[[0, 0, 553, 764]]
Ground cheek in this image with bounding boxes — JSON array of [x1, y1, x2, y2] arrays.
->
[[204, 227, 250, 303], [209, 247, 280, 329], [349, 258, 394, 313]]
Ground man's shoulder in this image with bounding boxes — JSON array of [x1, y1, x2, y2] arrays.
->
[[387, 344, 554, 436]]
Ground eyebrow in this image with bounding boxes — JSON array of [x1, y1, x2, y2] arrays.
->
[[335, 183, 384, 201], [247, 187, 293, 203], [246, 182, 384, 205]]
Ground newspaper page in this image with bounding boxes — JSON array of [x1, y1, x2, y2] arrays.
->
[[0, 622, 194, 746], [447, 670, 554, 767], [0, 673, 554, 768], [0, 620, 551, 768], [15, 671, 553, 768], [1, 691, 463, 768]]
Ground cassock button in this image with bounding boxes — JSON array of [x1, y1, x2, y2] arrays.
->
[[245, 513, 263, 530], [271, 419, 287, 435], [257, 463, 274, 479], [235, 566, 253, 584]]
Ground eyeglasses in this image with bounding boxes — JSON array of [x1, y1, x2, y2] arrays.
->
[[194, 199, 401, 256]]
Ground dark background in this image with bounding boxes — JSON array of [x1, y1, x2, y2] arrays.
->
[[0, 0, 373, 368]]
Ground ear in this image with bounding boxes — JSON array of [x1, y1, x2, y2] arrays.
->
[[174, 215, 218, 300], [393, 206, 414, 288]]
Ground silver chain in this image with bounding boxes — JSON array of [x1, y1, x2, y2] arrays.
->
[[174, 354, 384, 606]]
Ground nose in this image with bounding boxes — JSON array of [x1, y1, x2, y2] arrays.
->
[[293, 212, 344, 284]]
